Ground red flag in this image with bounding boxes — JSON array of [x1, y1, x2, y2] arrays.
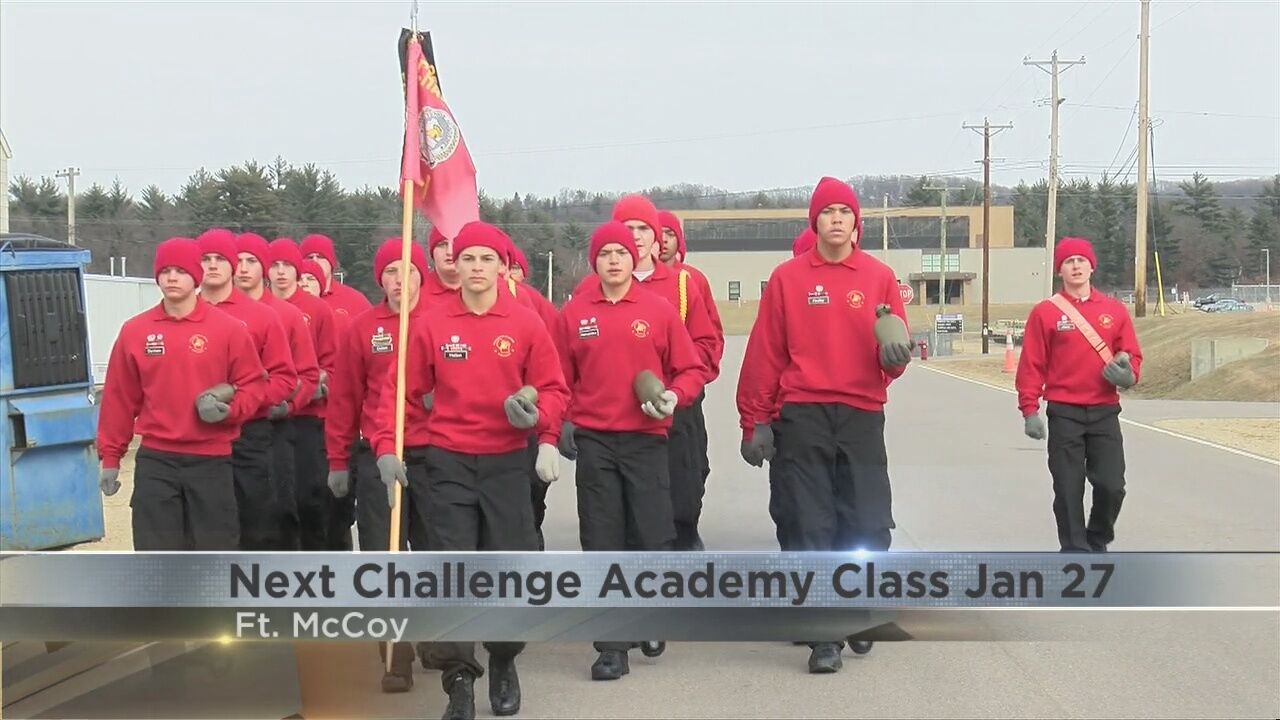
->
[[400, 30, 479, 240]]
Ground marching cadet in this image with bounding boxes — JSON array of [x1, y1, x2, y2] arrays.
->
[[300, 233, 374, 329], [196, 228, 298, 551], [299, 260, 325, 297], [97, 238, 267, 550], [555, 221, 707, 681], [425, 226, 464, 305], [235, 232, 321, 550], [736, 177, 913, 674], [269, 239, 342, 550], [1016, 237, 1141, 553], [608, 196, 722, 552], [374, 221, 568, 719], [326, 238, 434, 693]]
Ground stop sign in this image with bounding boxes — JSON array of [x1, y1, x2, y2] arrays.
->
[[898, 282, 914, 305]]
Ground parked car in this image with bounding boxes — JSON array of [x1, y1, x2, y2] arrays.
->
[[1202, 298, 1253, 313], [1192, 293, 1223, 308]]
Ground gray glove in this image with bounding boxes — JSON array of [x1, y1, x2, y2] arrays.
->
[[196, 394, 231, 423], [503, 393, 540, 429], [874, 305, 913, 368], [740, 423, 775, 467], [535, 443, 560, 483], [327, 469, 350, 498], [199, 383, 236, 403], [99, 467, 121, 497], [376, 454, 408, 509], [1024, 414, 1047, 440], [879, 342, 914, 369], [313, 371, 329, 400], [421, 392, 434, 412], [267, 401, 289, 420], [1102, 351, 1137, 389], [557, 421, 578, 460], [640, 390, 678, 420]]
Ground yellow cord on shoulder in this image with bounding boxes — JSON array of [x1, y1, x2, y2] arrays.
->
[[507, 276, 518, 297], [678, 269, 689, 323]]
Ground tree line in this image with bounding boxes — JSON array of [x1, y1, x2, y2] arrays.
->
[[7, 158, 1278, 301]]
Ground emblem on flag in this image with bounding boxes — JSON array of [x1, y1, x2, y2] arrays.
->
[[420, 107, 461, 169]]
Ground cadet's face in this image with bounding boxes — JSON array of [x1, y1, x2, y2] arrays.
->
[[270, 261, 298, 292], [596, 244, 635, 287], [201, 253, 233, 288], [235, 253, 263, 290], [432, 242, 456, 272], [381, 262, 422, 306], [660, 228, 680, 262], [509, 265, 525, 282], [457, 247, 501, 293], [304, 254, 333, 282], [300, 274, 321, 296], [625, 221, 657, 260], [1059, 256, 1093, 286], [816, 204, 856, 246], [158, 267, 196, 300]]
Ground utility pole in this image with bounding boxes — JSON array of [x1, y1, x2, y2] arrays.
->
[[1265, 248, 1272, 307], [1134, 0, 1152, 317], [1025, 50, 1085, 297], [882, 194, 889, 260], [964, 118, 1013, 354], [56, 166, 80, 246], [923, 185, 953, 315], [546, 250, 554, 301]]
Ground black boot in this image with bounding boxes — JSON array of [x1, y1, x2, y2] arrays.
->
[[488, 654, 521, 716], [442, 672, 476, 720], [848, 640, 874, 655], [418, 642, 443, 670], [639, 641, 666, 657], [590, 650, 630, 680], [807, 642, 843, 674], [381, 642, 415, 693]]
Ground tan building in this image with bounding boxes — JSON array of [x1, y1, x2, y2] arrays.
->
[[676, 205, 1049, 305]]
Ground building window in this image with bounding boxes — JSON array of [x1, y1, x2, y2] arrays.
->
[[922, 253, 960, 273], [728, 281, 741, 301]]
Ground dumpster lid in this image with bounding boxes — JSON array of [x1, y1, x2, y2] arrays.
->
[[0, 234, 80, 252]]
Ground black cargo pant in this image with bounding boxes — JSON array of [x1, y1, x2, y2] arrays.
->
[[1046, 402, 1126, 552], [527, 435, 550, 551], [353, 440, 431, 676], [231, 419, 278, 550], [668, 394, 708, 550], [574, 428, 674, 653], [293, 416, 331, 551], [766, 419, 791, 550], [422, 446, 536, 689], [131, 447, 239, 551], [270, 418, 300, 550]]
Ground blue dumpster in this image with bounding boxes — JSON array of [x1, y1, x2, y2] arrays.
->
[[0, 234, 103, 550]]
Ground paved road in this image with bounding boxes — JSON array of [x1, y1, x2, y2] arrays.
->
[[296, 336, 1279, 719]]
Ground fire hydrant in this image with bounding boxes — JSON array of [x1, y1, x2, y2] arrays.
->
[[918, 339, 929, 361]]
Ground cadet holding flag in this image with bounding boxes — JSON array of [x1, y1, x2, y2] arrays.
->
[[374, 221, 568, 719], [1016, 237, 1141, 553], [97, 238, 267, 550], [736, 177, 912, 674], [556, 221, 707, 682]]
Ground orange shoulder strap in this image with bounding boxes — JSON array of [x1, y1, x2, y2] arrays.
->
[[1048, 294, 1114, 364]]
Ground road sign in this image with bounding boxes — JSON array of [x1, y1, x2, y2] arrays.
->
[[898, 282, 914, 305], [935, 313, 964, 334]]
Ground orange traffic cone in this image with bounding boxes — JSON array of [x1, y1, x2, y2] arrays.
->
[[1002, 330, 1017, 373]]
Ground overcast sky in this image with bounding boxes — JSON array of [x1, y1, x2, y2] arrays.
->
[[2, 1, 1277, 201]]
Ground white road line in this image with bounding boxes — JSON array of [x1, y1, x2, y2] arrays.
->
[[919, 364, 1280, 467]]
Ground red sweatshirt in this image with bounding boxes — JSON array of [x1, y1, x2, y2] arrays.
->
[[1016, 290, 1143, 416], [676, 260, 724, 342], [257, 291, 320, 413], [421, 270, 461, 311], [321, 281, 373, 338], [97, 299, 267, 468], [556, 279, 707, 436], [509, 278, 560, 331], [326, 299, 430, 469], [207, 288, 298, 419], [282, 288, 338, 419], [373, 290, 570, 456], [736, 246, 907, 440]]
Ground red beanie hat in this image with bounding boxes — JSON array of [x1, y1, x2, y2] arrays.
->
[[373, 238, 429, 282], [612, 195, 661, 247], [428, 226, 451, 252], [269, 238, 303, 273], [451, 221, 514, 264], [196, 228, 239, 266], [510, 244, 530, 276], [236, 233, 272, 271], [657, 210, 687, 259], [589, 221, 640, 271], [299, 259, 325, 283], [808, 176, 862, 240], [299, 234, 338, 271], [792, 228, 817, 257], [1054, 237, 1097, 271], [154, 237, 204, 286]]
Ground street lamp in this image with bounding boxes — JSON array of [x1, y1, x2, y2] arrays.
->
[[1264, 248, 1272, 306]]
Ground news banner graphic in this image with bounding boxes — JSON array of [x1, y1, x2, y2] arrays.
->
[[1, 553, 1276, 643]]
